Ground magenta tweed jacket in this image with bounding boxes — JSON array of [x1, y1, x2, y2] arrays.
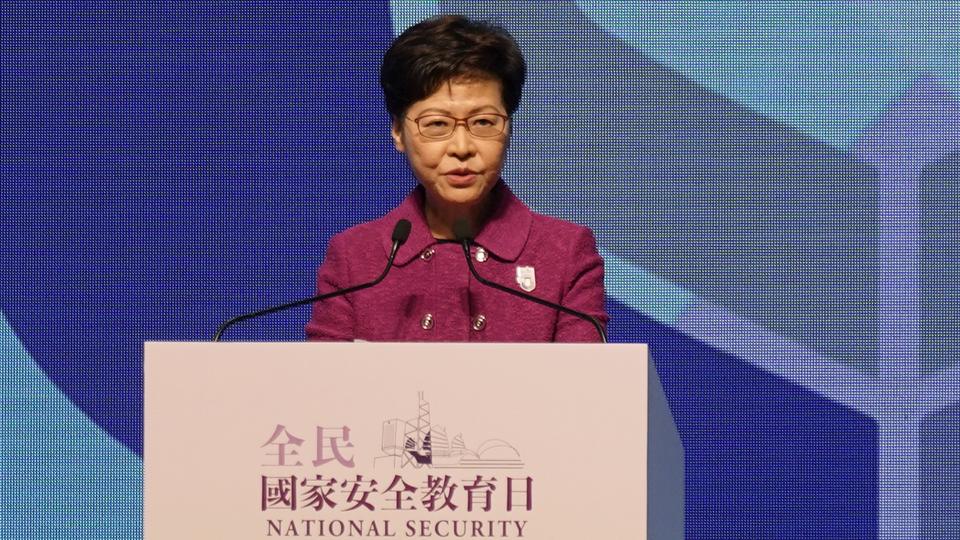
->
[[305, 182, 608, 342]]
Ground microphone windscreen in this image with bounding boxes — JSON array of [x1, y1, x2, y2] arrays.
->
[[453, 218, 474, 242], [392, 219, 412, 245]]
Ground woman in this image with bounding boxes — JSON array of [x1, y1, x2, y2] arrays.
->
[[305, 15, 607, 342]]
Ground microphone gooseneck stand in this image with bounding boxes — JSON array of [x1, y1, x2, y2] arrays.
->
[[453, 221, 607, 343], [212, 219, 412, 342]]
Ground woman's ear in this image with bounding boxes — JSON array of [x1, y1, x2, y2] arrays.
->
[[502, 117, 513, 152], [390, 118, 406, 152]]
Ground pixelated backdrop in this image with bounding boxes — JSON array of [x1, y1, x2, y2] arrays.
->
[[2, 1, 958, 538]]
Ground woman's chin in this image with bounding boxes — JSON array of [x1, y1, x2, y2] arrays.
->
[[432, 182, 490, 206]]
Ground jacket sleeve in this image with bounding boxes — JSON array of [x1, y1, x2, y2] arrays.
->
[[304, 233, 355, 341], [553, 226, 609, 342]]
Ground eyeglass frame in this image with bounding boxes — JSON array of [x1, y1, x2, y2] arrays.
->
[[404, 112, 511, 140]]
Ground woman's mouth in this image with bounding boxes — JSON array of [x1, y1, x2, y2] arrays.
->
[[444, 169, 479, 185]]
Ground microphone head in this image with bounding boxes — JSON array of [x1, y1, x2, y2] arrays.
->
[[453, 218, 474, 242], [392, 219, 412, 245]]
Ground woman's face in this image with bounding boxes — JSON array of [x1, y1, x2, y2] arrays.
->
[[391, 78, 509, 212]]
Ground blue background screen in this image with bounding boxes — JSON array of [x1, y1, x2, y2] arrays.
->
[[2, 2, 958, 538]]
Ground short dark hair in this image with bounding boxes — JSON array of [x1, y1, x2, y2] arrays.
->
[[380, 15, 527, 120]]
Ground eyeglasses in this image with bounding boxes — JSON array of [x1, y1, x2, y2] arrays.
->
[[406, 113, 509, 140]]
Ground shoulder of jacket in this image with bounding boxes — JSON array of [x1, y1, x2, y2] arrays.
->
[[324, 218, 392, 261], [329, 217, 389, 243], [528, 212, 595, 244]]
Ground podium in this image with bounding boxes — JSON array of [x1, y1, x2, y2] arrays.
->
[[144, 343, 683, 539]]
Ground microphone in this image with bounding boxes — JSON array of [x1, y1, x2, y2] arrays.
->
[[212, 219, 412, 342], [453, 220, 607, 343]]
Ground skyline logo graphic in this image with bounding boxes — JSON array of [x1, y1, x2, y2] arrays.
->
[[376, 392, 524, 470]]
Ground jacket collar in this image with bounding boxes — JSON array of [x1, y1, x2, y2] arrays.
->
[[382, 181, 533, 265]]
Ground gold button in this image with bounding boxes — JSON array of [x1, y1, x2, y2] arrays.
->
[[471, 314, 486, 332], [474, 247, 488, 262], [420, 313, 434, 330], [420, 247, 435, 261]]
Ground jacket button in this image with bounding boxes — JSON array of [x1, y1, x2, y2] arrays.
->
[[420, 313, 434, 330], [420, 247, 435, 261], [474, 247, 488, 262], [471, 314, 486, 332]]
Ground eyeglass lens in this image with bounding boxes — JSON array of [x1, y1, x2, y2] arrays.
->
[[416, 114, 506, 138]]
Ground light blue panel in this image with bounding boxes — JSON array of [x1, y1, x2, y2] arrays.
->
[[390, 0, 440, 35], [0, 313, 141, 539], [601, 249, 695, 325], [576, 1, 960, 148], [921, 400, 960, 538]]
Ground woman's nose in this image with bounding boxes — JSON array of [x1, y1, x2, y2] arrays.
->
[[446, 124, 476, 157]]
